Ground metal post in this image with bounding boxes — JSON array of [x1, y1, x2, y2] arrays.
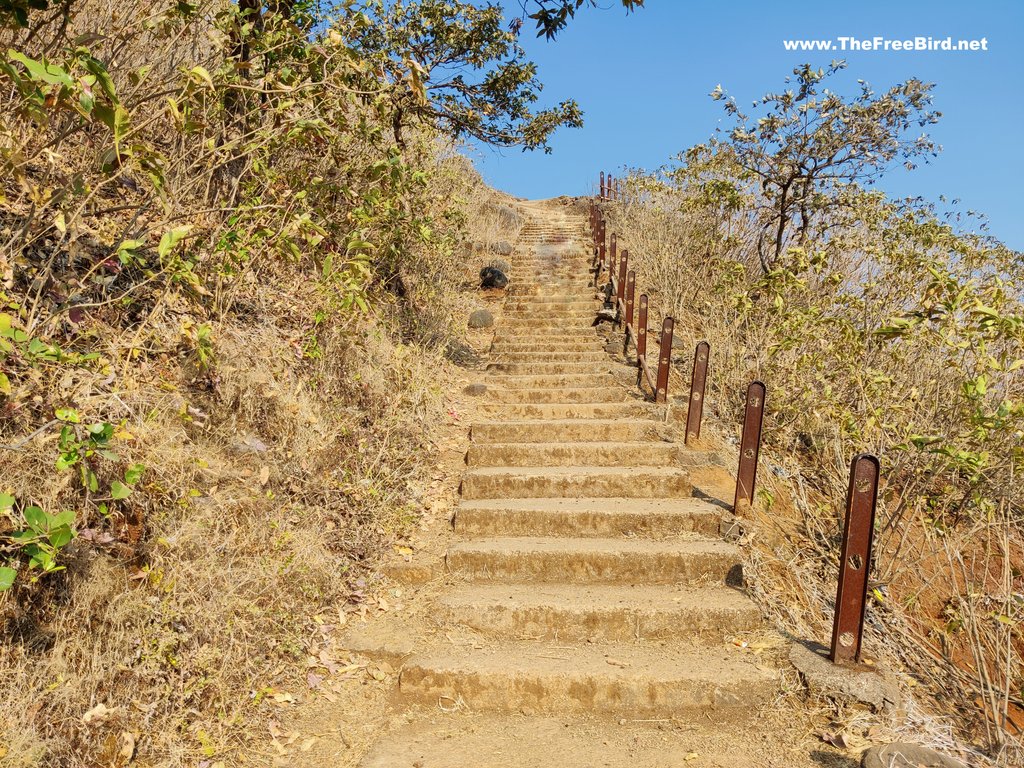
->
[[609, 234, 617, 286], [616, 250, 628, 305], [600, 171, 606, 199], [624, 270, 635, 330], [655, 317, 674, 404], [830, 454, 880, 664], [734, 381, 766, 511], [637, 294, 648, 360], [685, 341, 710, 445]]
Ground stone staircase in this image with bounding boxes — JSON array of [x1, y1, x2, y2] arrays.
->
[[353, 204, 781, 766]]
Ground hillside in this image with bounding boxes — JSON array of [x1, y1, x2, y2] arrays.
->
[[1, 2, 1022, 767]]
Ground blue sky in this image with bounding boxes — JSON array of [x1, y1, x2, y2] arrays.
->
[[467, 0, 1024, 249]]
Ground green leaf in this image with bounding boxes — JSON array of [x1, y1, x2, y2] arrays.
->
[[158, 226, 191, 259], [24, 505, 46, 532], [0, 493, 14, 513], [110, 480, 132, 500], [83, 56, 116, 100], [124, 463, 145, 485], [0, 567, 15, 591], [188, 65, 214, 89], [55, 407, 80, 423], [0, 372, 10, 394], [7, 49, 73, 88], [50, 510, 75, 528]]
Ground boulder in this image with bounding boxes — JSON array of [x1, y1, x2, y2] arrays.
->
[[862, 744, 964, 768], [479, 267, 508, 290], [468, 309, 494, 329], [489, 241, 513, 256]]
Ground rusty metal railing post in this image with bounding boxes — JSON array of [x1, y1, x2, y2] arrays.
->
[[636, 293, 649, 386], [624, 270, 635, 328], [609, 234, 617, 286], [600, 171, 606, 200], [637, 294, 648, 361], [616, 249, 628, 305], [685, 341, 710, 445], [655, 317, 674, 404], [830, 454, 881, 665], [734, 381, 766, 512]]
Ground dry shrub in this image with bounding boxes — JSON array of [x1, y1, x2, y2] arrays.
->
[[605, 167, 1023, 764], [0, 1, 525, 763]]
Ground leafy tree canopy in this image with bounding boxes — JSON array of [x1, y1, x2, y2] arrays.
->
[[711, 61, 942, 271], [345, 0, 583, 152], [524, 0, 644, 39]]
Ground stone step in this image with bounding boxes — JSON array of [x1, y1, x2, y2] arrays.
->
[[446, 536, 742, 584], [485, 373, 616, 389], [465, 440, 696, 466], [491, 334, 603, 345], [502, 309, 596, 318], [475, 402, 653, 419], [495, 321, 598, 332], [358, 713, 783, 768], [437, 583, 760, 641], [506, 300, 596, 310], [488, 350, 609, 362], [396, 640, 775, 717], [489, 342, 605, 354], [454, 497, 723, 538], [486, 361, 610, 375], [471, 418, 662, 443], [481, 387, 623, 404], [460, 466, 690, 499]]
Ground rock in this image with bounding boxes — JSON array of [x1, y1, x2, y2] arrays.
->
[[495, 205, 521, 230], [488, 258, 511, 275], [445, 340, 481, 367], [231, 434, 268, 454], [463, 383, 487, 396], [789, 641, 901, 713], [468, 309, 494, 329], [479, 267, 508, 290], [489, 240, 513, 256], [862, 744, 964, 768]]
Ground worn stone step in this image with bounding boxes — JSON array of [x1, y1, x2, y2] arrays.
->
[[358, 712, 787, 768], [495, 322, 598, 333], [471, 418, 662, 443], [466, 440, 696, 466], [475, 402, 653, 419], [438, 583, 760, 641], [482, 387, 623, 404], [446, 536, 742, 584], [460, 466, 690, 499], [503, 308, 596, 317], [454, 497, 722, 537], [489, 342, 605, 355], [397, 640, 774, 717], [507, 300, 596, 311], [485, 373, 616, 389], [486, 361, 610, 375], [489, 350, 609, 362], [491, 334, 602, 345], [506, 282, 592, 292]]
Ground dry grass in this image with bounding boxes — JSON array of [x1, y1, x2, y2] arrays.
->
[[596, 175, 1024, 766], [0, 2, 529, 761]]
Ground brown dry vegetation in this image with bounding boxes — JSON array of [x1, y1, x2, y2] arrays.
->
[[600, 159, 1023, 765], [0, 1, 529, 764]]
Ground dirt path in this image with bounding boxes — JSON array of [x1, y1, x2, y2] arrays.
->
[[269, 200, 857, 767]]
